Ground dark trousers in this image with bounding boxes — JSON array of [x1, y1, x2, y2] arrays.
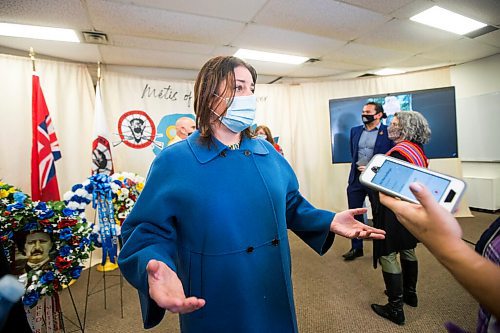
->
[[347, 178, 377, 249]]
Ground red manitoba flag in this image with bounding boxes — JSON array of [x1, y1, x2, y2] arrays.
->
[[31, 73, 61, 201]]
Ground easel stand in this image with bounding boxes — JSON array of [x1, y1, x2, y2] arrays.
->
[[81, 248, 124, 332], [60, 285, 85, 333]]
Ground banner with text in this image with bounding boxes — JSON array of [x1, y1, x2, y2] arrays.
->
[[100, 71, 196, 176]]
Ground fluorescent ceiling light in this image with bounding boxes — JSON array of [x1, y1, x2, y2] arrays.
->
[[410, 6, 487, 35], [0, 22, 80, 42], [234, 48, 309, 65], [373, 68, 406, 76]]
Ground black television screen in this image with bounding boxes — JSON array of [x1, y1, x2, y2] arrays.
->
[[329, 86, 458, 164]]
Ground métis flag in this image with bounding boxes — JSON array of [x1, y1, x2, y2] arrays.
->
[[91, 79, 114, 175], [31, 73, 61, 201]]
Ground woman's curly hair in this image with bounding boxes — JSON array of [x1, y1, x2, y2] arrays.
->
[[394, 111, 431, 145]]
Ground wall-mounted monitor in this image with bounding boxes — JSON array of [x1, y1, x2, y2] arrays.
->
[[329, 86, 458, 164]]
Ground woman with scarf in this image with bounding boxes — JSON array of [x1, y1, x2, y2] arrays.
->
[[371, 111, 431, 325]]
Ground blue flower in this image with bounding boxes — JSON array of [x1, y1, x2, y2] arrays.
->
[[6, 202, 24, 211], [59, 245, 71, 256], [70, 266, 83, 279], [62, 208, 76, 217], [89, 233, 101, 247], [71, 184, 83, 192], [42, 226, 53, 233], [23, 222, 38, 231], [23, 290, 40, 307], [1, 230, 13, 239], [84, 183, 94, 192], [59, 228, 73, 240], [35, 202, 47, 211], [40, 271, 55, 284], [13, 192, 27, 203], [38, 209, 54, 219]]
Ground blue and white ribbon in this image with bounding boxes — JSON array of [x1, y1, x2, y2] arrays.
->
[[90, 174, 118, 264]]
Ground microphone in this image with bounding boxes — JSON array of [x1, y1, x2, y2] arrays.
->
[[0, 275, 25, 330]]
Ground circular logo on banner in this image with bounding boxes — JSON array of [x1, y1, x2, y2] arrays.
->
[[117, 110, 157, 149], [92, 136, 113, 175]]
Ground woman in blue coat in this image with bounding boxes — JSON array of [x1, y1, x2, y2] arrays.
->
[[118, 56, 386, 332]]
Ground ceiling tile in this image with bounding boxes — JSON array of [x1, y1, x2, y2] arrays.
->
[[105, 65, 199, 82], [100, 46, 209, 69], [356, 18, 462, 54], [420, 37, 500, 64], [110, 35, 214, 54], [341, 0, 416, 15], [286, 63, 346, 77], [255, 0, 390, 41], [234, 24, 345, 58], [0, 0, 498, 82], [0, 0, 92, 29], [0, 36, 101, 63], [472, 28, 500, 48], [110, 0, 268, 22], [86, 0, 244, 44], [390, 55, 454, 71], [322, 42, 414, 67], [314, 59, 372, 72]]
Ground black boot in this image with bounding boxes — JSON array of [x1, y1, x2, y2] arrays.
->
[[401, 259, 418, 307], [371, 271, 405, 325]]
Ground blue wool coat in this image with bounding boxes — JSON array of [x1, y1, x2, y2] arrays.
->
[[118, 130, 335, 333]]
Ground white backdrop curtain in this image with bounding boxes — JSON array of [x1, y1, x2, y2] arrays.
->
[[0, 54, 94, 196], [0, 54, 470, 216]]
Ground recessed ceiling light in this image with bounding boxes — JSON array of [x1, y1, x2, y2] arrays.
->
[[373, 68, 406, 76], [0, 22, 80, 42], [234, 48, 309, 65], [410, 6, 487, 35]]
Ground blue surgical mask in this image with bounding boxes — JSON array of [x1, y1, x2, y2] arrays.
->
[[214, 94, 257, 133], [257, 134, 267, 140]]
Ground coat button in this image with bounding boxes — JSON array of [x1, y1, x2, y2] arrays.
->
[[246, 246, 254, 253], [220, 151, 227, 157], [244, 150, 251, 156], [272, 239, 280, 246]]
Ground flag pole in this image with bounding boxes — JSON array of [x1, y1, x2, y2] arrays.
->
[[29, 47, 36, 71], [97, 61, 101, 81]]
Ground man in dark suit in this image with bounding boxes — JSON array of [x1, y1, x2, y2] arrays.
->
[[343, 102, 393, 261]]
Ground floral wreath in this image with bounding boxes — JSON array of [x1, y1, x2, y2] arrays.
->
[[63, 172, 144, 245], [0, 182, 23, 258], [0, 182, 94, 307], [110, 172, 145, 225]]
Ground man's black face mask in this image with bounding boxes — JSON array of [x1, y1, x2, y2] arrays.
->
[[362, 114, 376, 124]]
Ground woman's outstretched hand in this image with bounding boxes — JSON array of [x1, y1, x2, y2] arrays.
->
[[147, 259, 205, 314], [330, 208, 386, 240]]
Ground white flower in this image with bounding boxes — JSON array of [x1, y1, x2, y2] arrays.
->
[[63, 191, 73, 201], [75, 188, 88, 197], [67, 201, 80, 210]]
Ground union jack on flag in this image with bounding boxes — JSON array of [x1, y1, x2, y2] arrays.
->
[[31, 73, 61, 201]]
